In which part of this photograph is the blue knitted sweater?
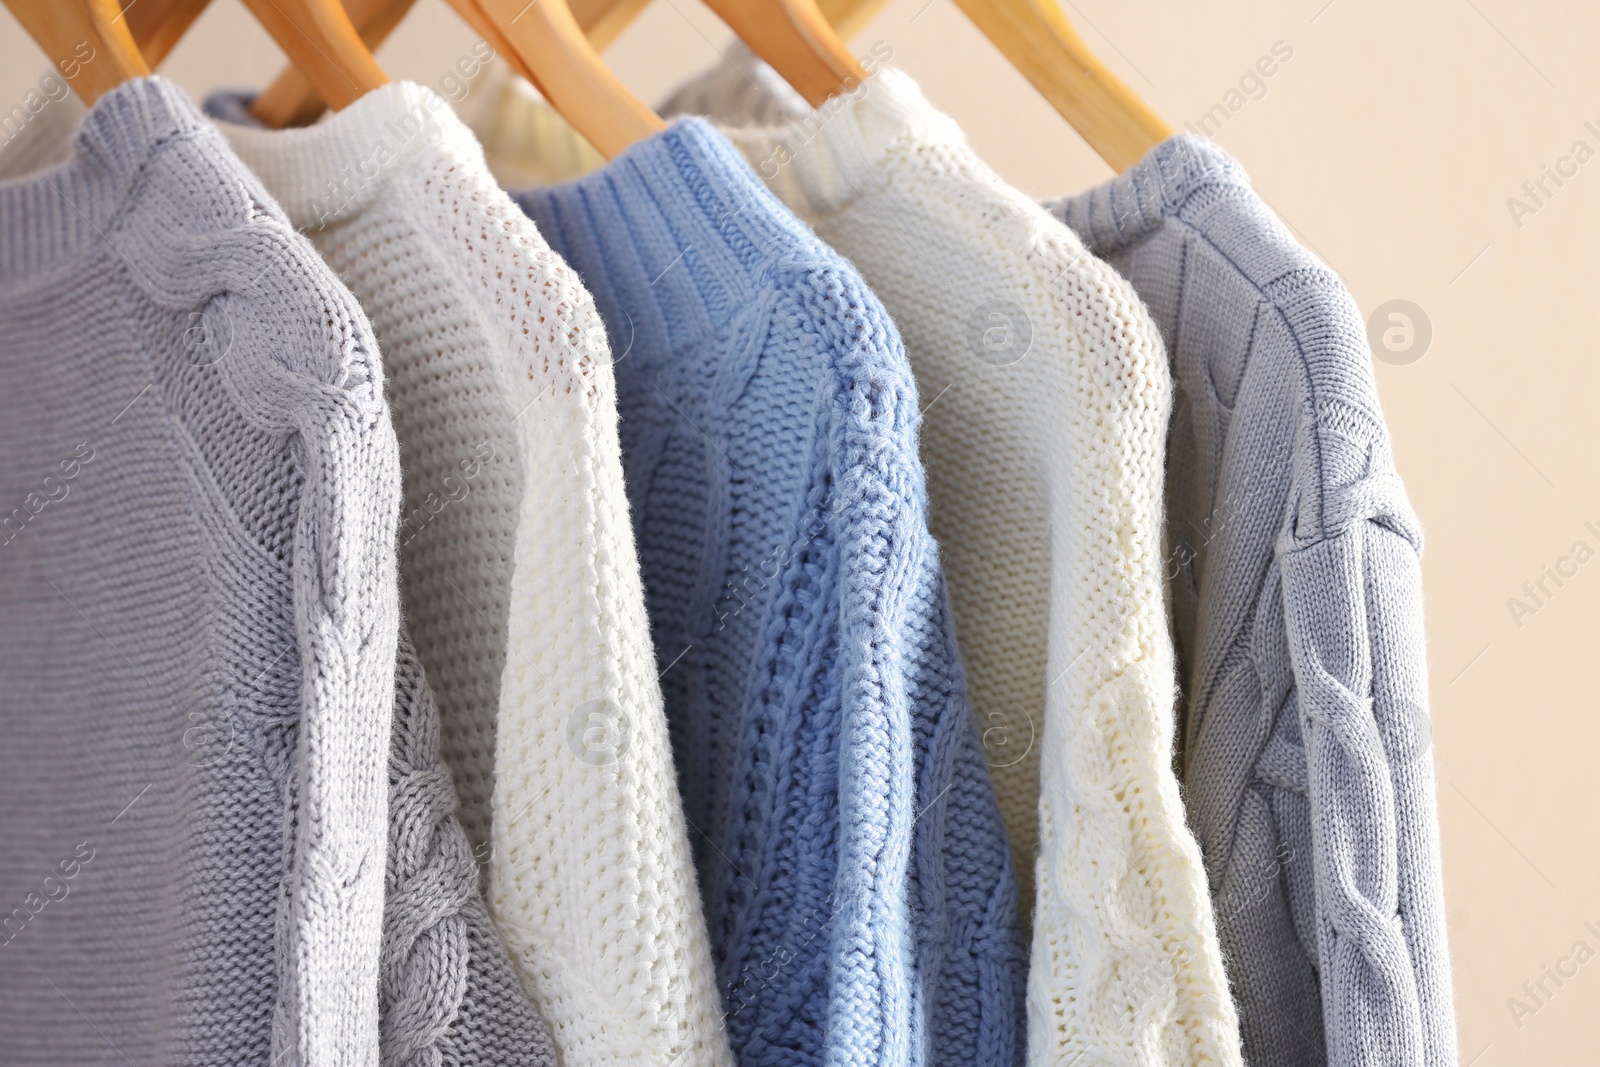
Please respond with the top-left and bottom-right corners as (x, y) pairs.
(511, 119), (1025, 1067)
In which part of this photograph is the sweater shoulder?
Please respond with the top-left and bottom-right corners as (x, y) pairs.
(394, 143), (612, 393)
(1053, 136), (1417, 549)
(764, 243), (922, 441)
(871, 134), (1172, 434)
(109, 124), (387, 412)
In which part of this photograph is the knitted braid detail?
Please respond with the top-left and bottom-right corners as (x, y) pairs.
(654, 61), (1236, 1063)
(506, 114), (1024, 1067)
(0, 78), (400, 1067)
(138, 212), (400, 1067)
(381, 632), (478, 1067)
(709, 255), (943, 1065)
(145, 214), (398, 1067)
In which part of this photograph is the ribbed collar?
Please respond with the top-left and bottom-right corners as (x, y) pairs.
(520, 117), (823, 358)
(0, 76), (212, 283)
(204, 81), (490, 228)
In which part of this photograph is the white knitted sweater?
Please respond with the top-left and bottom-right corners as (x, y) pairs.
(656, 63), (1246, 1066)
(212, 83), (732, 1067)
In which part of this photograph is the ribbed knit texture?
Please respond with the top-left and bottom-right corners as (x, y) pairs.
(207, 84), (732, 1067)
(1049, 137), (1457, 1067)
(508, 118), (1025, 1067)
(0, 77), (398, 1066)
(661, 54), (1242, 1067)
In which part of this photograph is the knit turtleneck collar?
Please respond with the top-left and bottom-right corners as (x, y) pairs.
(514, 117), (823, 360)
(204, 81), (489, 228)
(0, 76), (212, 283)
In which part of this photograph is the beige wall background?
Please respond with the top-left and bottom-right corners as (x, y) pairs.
(3, 0), (1596, 1062)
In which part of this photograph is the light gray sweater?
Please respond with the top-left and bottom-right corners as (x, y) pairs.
(0, 77), (560, 1067)
(0, 77), (399, 1064)
(1050, 137), (1457, 1067)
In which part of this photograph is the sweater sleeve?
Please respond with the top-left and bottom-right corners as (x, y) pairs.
(383, 627), (559, 1066)
(1277, 390), (1455, 1067)
(797, 259), (1026, 1067)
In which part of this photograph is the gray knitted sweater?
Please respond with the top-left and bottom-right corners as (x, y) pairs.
(1050, 136), (1457, 1067)
(384, 630), (558, 1067)
(0, 77), (399, 1064)
(0, 78), (557, 1067)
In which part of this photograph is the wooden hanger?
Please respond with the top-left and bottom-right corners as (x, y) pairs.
(814, 0), (890, 43)
(3, 0), (149, 104)
(236, 0), (387, 114)
(251, 0), (417, 128)
(248, 0), (662, 156)
(123, 0), (210, 68)
(120, 0), (386, 120)
(568, 0), (648, 52)
(699, 0), (865, 107)
(570, 0), (865, 107)
(469, 0), (663, 158)
(822, 0), (1168, 172)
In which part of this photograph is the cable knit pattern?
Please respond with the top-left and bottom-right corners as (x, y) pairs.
(1049, 136), (1457, 1067)
(0, 78), (396, 1066)
(206, 83), (731, 1067)
(383, 635), (477, 1065)
(660, 57), (1241, 1067)
(384, 629), (558, 1067)
(508, 118), (1025, 1067)
(206, 84), (519, 861)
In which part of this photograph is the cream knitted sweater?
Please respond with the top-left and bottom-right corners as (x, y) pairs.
(656, 63), (1245, 1066)
(210, 83), (731, 1067)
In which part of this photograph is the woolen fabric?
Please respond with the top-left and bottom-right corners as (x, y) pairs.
(1050, 136), (1458, 1067)
(660, 57), (1242, 1067)
(510, 117), (1026, 1067)
(0, 77), (398, 1066)
(206, 83), (729, 1067)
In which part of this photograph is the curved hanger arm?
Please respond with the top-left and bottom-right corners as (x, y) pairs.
(237, 0), (387, 113)
(699, 0), (865, 107)
(119, 0), (386, 120)
(950, 0), (1169, 170)
(252, 0), (416, 128)
(466, 0), (663, 158)
(123, 0), (210, 68)
(823, 0), (1168, 171)
(814, 0), (891, 43)
(569, 0), (649, 52)
(567, 0), (864, 106)
(3, 0), (149, 104)
(244, 0), (661, 154)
